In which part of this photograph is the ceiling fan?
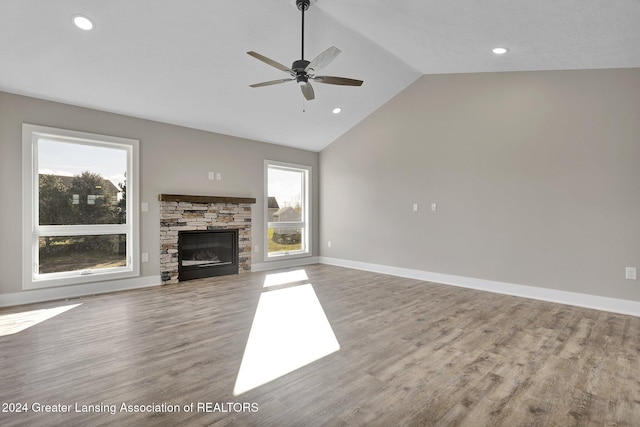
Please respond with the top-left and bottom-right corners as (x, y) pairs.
(247, 0), (363, 101)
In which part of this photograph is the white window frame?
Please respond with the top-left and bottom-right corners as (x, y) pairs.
(22, 124), (140, 289)
(264, 160), (311, 261)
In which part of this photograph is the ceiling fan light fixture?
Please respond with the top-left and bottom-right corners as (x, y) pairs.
(492, 47), (509, 55)
(72, 15), (94, 31)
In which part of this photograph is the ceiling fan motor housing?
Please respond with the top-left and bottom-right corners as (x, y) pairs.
(292, 59), (310, 72)
(292, 59), (311, 84)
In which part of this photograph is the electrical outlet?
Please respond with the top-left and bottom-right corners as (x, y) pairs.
(141, 253), (149, 263)
(254, 245), (259, 253)
(327, 241), (332, 248)
(208, 171), (215, 180)
(625, 267), (637, 280)
(413, 203), (419, 212)
(431, 203), (437, 211)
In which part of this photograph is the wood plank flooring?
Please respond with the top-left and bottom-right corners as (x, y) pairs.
(1, 264), (639, 426)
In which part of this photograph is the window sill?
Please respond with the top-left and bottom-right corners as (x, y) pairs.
(24, 268), (138, 290)
(266, 251), (312, 262)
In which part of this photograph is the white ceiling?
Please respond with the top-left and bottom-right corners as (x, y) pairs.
(2, 1), (639, 151)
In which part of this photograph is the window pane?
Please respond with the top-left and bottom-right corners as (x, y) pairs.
(38, 234), (127, 274)
(268, 167), (303, 221)
(268, 227), (303, 253)
(38, 139), (127, 225)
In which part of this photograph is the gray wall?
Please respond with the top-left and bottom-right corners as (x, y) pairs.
(0, 91), (319, 296)
(320, 68), (640, 301)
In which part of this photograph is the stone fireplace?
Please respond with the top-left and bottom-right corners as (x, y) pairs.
(159, 194), (256, 284)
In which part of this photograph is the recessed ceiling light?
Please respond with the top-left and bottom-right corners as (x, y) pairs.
(73, 15), (94, 31)
(332, 107), (342, 114)
(492, 47), (509, 55)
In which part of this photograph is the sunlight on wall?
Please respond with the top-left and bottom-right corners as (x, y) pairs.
(0, 303), (82, 337)
(233, 275), (340, 396)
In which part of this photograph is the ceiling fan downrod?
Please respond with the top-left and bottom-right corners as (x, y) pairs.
(297, 0), (310, 60)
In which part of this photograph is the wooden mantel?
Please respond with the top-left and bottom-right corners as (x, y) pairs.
(158, 194), (256, 204)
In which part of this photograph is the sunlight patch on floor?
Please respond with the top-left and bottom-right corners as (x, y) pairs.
(233, 281), (340, 396)
(262, 269), (309, 288)
(0, 303), (82, 337)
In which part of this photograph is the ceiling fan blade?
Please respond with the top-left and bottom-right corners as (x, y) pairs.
(250, 78), (294, 88)
(305, 46), (341, 73)
(247, 51), (294, 74)
(300, 83), (315, 100)
(313, 76), (364, 86)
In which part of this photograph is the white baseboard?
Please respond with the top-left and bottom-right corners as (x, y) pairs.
(252, 256), (319, 272)
(7, 258), (637, 317)
(318, 257), (640, 317)
(0, 275), (161, 308)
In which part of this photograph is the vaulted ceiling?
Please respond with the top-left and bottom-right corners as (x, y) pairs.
(2, 1), (639, 151)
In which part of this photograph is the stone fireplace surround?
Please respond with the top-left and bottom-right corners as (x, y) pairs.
(159, 194), (256, 284)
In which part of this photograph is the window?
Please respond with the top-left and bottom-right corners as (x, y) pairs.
(265, 161), (311, 259)
(22, 124), (139, 289)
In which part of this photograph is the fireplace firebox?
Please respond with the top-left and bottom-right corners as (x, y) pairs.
(178, 229), (239, 281)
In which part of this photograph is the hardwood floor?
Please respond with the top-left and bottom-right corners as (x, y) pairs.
(1, 264), (639, 426)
